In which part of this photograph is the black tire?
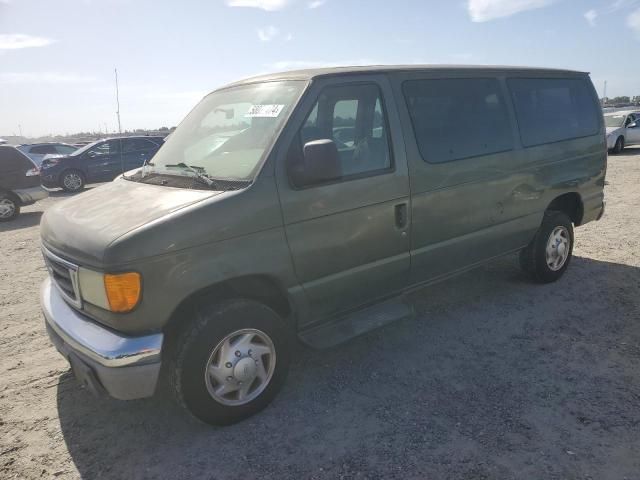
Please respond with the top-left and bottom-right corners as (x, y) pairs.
(172, 299), (291, 426)
(612, 136), (624, 154)
(0, 193), (20, 222)
(519, 210), (574, 283)
(60, 169), (85, 192)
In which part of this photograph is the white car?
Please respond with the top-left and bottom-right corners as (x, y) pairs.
(604, 111), (640, 153)
(17, 143), (78, 166)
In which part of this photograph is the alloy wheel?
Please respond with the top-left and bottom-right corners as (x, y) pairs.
(0, 198), (16, 219)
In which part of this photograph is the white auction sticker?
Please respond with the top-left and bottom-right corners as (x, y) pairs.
(245, 104), (285, 118)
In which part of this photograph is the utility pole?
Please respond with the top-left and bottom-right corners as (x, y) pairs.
(18, 124), (23, 137)
(603, 80), (607, 106)
(115, 68), (122, 134)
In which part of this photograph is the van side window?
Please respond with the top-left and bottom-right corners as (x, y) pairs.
(508, 78), (599, 147)
(288, 83), (392, 188)
(402, 78), (513, 163)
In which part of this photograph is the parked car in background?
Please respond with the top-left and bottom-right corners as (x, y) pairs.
(604, 111), (640, 153)
(17, 143), (78, 166)
(0, 145), (48, 221)
(40, 136), (164, 192)
(40, 66), (606, 426)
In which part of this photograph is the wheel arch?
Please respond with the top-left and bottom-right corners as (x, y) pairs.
(546, 192), (584, 226)
(0, 188), (22, 206)
(162, 274), (295, 358)
(60, 167), (86, 180)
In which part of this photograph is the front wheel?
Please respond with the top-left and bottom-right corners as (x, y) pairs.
(519, 211), (574, 283)
(612, 136), (624, 154)
(60, 170), (85, 192)
(172, 299), (291, 426)
(0, 194), (20, 221)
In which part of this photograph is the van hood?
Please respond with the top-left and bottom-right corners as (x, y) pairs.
(40, 177), (222, 266)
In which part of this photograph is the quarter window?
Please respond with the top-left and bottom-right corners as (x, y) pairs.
(288, 83), (392, 187)
(508, 78), (599, 147)
(403, 78), (513, 163)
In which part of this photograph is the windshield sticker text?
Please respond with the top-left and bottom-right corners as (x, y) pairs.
(245, 104), (285, 118)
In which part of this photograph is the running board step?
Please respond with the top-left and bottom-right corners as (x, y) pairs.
(298, 297), (415, 349)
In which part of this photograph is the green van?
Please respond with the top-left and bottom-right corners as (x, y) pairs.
(40, 66), (606, 425)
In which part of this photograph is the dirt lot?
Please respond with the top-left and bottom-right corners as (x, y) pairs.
(1, 149), (639, 480)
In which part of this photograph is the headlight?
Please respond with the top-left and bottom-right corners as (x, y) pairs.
(78, 268), (141, 313)
(42, 159), (60, 168)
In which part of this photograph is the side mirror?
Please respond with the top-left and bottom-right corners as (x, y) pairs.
(300, 139), (341, 186)
(629, 122), (638, 128)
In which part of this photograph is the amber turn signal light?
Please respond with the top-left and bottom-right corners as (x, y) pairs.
(104, 272), (141, 313)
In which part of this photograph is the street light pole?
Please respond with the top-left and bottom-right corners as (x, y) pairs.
(115, 68), (122, 134)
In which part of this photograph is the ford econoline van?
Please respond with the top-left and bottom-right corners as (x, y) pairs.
(40, 66), (606, 425)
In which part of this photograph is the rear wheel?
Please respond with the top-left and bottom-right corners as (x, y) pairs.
(172, 299), (291, 426)
(519, 211), (574, 283)
(612, 136), (624, 154)
(60, 170), (85, 192)
(0, 194), (19, 221)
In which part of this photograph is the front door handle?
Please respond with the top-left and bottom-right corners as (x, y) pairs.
(394, 203), (408, 229)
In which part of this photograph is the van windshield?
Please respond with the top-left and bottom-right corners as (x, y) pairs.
(142, 81), (304, 183)
(604, 115), (626, 128)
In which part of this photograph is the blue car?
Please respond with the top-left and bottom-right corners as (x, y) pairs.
(40, 136), (164, 192)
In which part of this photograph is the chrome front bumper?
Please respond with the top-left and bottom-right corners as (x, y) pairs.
(15, 185), (48, 204)
(41, 277), (163, 400)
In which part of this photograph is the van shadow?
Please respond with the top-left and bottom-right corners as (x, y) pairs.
(56, 255), (640, 479)
(0, 211), (42, 232)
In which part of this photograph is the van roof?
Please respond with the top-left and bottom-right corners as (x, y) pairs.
(224, 64), (589, 88)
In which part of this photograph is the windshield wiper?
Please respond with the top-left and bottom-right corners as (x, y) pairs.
(164, 163), (220, 189)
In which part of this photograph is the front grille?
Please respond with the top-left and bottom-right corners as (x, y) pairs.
(42, 247), (82, 308)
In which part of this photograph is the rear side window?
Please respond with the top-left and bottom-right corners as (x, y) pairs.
(123, 138), (156, 152)
(508, 78), (599, 147)
(0, 146), (33, 172)
(402, 78), (513, 163)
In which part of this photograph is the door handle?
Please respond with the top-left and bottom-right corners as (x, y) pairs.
(394, 203), (408, 229)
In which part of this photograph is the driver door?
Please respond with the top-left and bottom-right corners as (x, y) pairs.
(626, 114), (640, 144)
(276, 75), (411, 327)
(85, 140), (121, 180)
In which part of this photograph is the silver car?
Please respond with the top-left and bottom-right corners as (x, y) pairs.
(17, 143), (78, 166)
(604, 111), (640, 153)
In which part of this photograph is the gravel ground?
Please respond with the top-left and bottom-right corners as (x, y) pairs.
(1, 149), (639, 480)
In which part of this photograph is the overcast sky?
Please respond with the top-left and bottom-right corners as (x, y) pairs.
(1, 0), (640, 137)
